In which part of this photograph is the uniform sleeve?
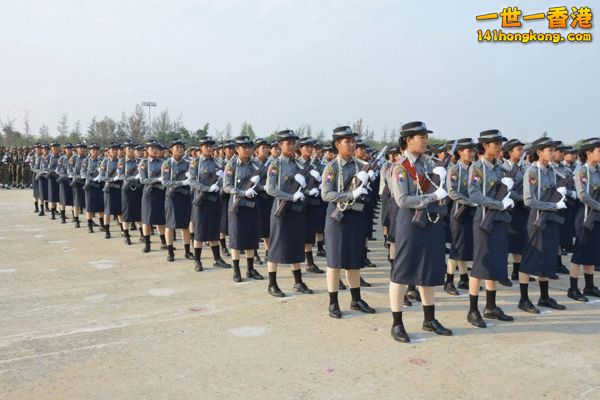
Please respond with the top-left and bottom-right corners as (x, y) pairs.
(467, 163), (503, 210)
(446, 165), (470, 205)
(320, 163), (352, 203)
(223, 161), (243, 196)
(139, 160), (153, 184)
(189, 159), (211, 192)
(523, 167), (557, 211)
(509, 166), (524, 202)
(162, 160), (182, 188)
(266, 161), (294, 201)
(389, 163), (436, 209)
(575, 167), (600, 211)
(97, 159), (108, 181)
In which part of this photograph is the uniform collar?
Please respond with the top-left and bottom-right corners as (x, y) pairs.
(336, 154), (354, 167)
(458, 160), (470, 169)
(482, 157), (495, 169)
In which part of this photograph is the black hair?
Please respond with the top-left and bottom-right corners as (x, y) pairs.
(399, 136), (408, 151)
(530, 151), (540, 162)
(476, 143), (485, 155)
(579, 149), (588, 163)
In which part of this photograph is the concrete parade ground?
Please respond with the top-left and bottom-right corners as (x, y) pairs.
(1, 189), (599, 400)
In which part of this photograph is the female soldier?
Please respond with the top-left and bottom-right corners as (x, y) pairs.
(82, 143), (105, 233)
(321, 126), (374, 318)
(467, 130), (514, 328)
(139, 141), (167, 253)
(254, 138), (273, 264)
(502, 139), (529, 285)
(36, 144), (50, 216)
(189, 136), (231, 271)
(118, 142), (142, 245)
(98, 143), (123, 239)
(219, 140), (236, 257)
(55, 143), (74, 224)
(29, 144), (42, 213)
(518, 137), (567, 313)
(68, 143), (87, 228)
(45, 142), (62, 220)
(223, 136), (263, 283)
(388, 121), (452, 342)
(445, 138), (478, 295)
(567, 138), (600, 302)
(265, 130), (313, 297)
(162, 139), (193, 262)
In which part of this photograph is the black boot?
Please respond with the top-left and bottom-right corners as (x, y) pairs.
(184, 244), (194, 260)
(51, 208), (57, 220)
(220, 238), (230, 257)
(104, 225), (111, 239)
(329, 292), (342, 319)
(142, 235), (151, 253)
(166, 245), (175, 262)
(305, 251), (324, 274)
(316, 240), (326, 257)
(74, 217), (80, 228)
(87, 219), (94, 233)
(60, 210), (66, 224)
(123, 230), (132, 245)
(34, 202), (39, 213)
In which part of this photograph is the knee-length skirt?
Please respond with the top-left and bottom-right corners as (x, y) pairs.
(220, 193), (230, 235)
(48, 175), (60, 203)
(59, 179), (73, 206)
(304, 201), (322, 244)
(391, 207), (446, 286)
(257, 194), (273, 239)
(121, 187), (142, 222)
(193, 197), (221, 242)
(38, 176), (49, 201)
(142, 188), (166, 225)
(73, 183), (86, 209)
(508, 204), (528, 255)
(448, 203), (475, 261)
(228, 198), (260, 250)
(571, 206), (600, 266)
(268, 201), (306, 264)
(324, 202), (365, 269)
(85, 185), (104, 213)
(521, 210), (561, 277)
(104, 186), (122, 216)
(471, 208), (509, 281)
(165, 191), (191, 229)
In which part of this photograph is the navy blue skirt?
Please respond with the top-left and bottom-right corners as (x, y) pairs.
(85, 186), (104, 213)
(193, 197), (221, 242)
(121, 187), (142, 222)
(73, 183), (86, 209)
(304, 201), (322, 244)
(471, 208), (509, 281)
(571, 206), (600, 266)
(33, 176), (39, 198)
(386, 201), (400, 242)
(381, 187), (391, 228)
(142, 188), (166, 225)
(38, 177), (49, 200)
(508, 204), (528, 255)
(268, 201), (306, 264)
(560, 201), (577, 251)
(220, 192), (230, 235)
(104, 186), (122, 216)
(257, 194), (273, 239)
(165, 190), (191, 229)
(324, 202), (365, 269)
(391, 207), (446, 286)
(448, 203), (475, 261)
(59, 180), (73, 206)
(48, 176), (60, 202)
(228, 198), (260, 250)
(315, 200), (327, 234)
(521, 210), (560, 277)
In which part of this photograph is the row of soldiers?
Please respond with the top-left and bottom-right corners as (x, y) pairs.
(24, 124), (600, 343)
(0, 146), (34, 188)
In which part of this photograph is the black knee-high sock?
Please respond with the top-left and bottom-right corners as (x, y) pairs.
(211, 245), (221, 260)
(247, 257), (254, 272)
(144, 235), (151, 245)
(167, 244), (174, 257)
(232, 259), (240, 276)
(329, 291), (338, 305)
(98, 217), (103, 227)
(292, 269), (302, 284)
(184, 243), (191, 254)
(392, 311), (403, 327)
(446, 273), (454, 284)
(219, 238), (227, 249)
(34, 201), (39, 212)
(513, 262), (521, 274)
(268, 271), (277, 286)
(350, 287), (361, 302)
(469, 295), (479, 313)
(159, 234), (166, 245)
(423, 304), (435, 322)
(305, 251), (314, 266)
(570, 276), (579, 290)
(584, 274), (595, 289)
(519, 283), (529, 302)
(539, 280), (549, 300)
(460, 273), (469, 282)
(138, 227), (144, 237)
(317, 240), (324, 252)
(485, 290), (497, 309)
(194, 247), (202, 261)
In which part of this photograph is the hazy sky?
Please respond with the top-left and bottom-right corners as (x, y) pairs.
(1, 0), (598, 142)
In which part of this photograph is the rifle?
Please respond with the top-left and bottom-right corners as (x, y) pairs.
(583, 187), (600, 231)
(228, 165), (260, 215)
(193, 173), (221, 206)
(412, 172), (448, 228)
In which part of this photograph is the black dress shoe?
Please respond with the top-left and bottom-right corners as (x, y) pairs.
(403, 295), (412, 307)
(105, 231), (111, 239)
(444, 282), (459, 296)
(221, 247), (231, 257)
(567, 288), (588, 302)
(194, 260), (203, 272)
(306, 264), (324, 274)
(268, 285), (285, 297)
(246, 269), (264, 280)
(142, 244), (151, 253)
(457, 279), (469, 290)
(583, 286), (600, 298)
(422, 319), (452, 336)
(329, 303), (342, 319)
(233, 272), (242, 283)
(316, 249), (326, 257)
(360, 277), (371, 287)
(38, 210), (45, 216)
(293, 282), (313, 294)
(364, 258), (376, 268)
(91, 220), (99, 227)
(556, 264), (570, 274)
(350, 299), (376, 314)
(213, 259), (232, 269)
(406, 289), (421, 302)
(391, 324), (411, 343)
(538, 297), (566, 310)
(483, 306), (514, 321)
(183, 252), (193, 260)
(74, 220), (81, 228)
(338, 280), (347, 291)
(498, 278), (513, 287)
(467, 310), (487, 328)
(124, 236), (132, 245)
(88, 226), (94, 233)
(166, 254), (175, 262)
(518, 299), (540, 314)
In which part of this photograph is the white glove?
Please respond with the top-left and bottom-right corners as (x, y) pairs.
(433, 187), (448, 201)
(569, 190), (577, 200)
(294, 173), (306, 188)
(134, 173), (141, 181)
(93, 176), (100, 182)
(352, 187), (368, 200)
(502, 196), (515, 210)
(244, 188), (257, 198)
(309, 188), (319, 197)
(250, 175), (260, 185)
(185, 171), (192, 179)
(292, 190), (305, 202)
(368, 170), (376, 181)
(556, 187), (567, 196)
(356, 171), (369, 185)
(181, 178), (190, 186)
(556, 200), (567, 210)
(501, 177), (514, 191)
(209, 183), (219, 192)
(309, 169), (322, 182)
(432, 166), (447, 182)
(216, 170), (224, 178)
